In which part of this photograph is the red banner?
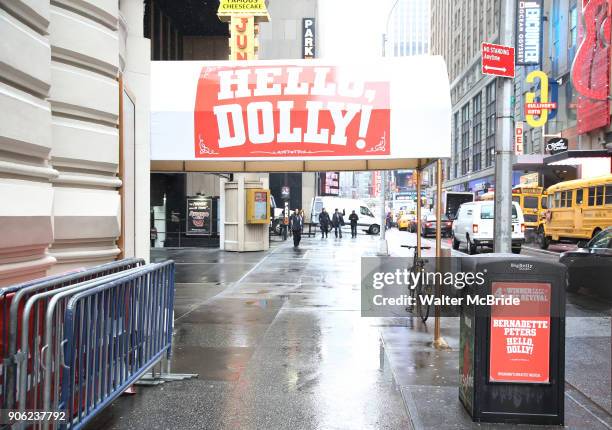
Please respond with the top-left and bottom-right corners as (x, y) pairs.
(572, 0), (611, 134)
(489, 282), (551, 384)
(193, 65), (390, 158)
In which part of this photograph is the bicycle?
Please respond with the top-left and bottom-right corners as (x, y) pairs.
(401, 244), (432, 322)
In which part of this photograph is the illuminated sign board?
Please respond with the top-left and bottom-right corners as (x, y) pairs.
(516, 0), (543, 65)
(217, 0), (269, 19)
(302, 18), (315, 59)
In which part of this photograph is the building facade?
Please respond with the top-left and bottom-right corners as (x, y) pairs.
(386, 0), (430, 56)
(431, 0), (503, 196)
(431, 0), (611, 198)
(0, 0), (150, 286)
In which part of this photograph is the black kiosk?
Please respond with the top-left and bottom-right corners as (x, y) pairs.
(459, 254), (566, 425)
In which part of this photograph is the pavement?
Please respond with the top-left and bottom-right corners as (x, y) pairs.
(86, 228), (611, 430)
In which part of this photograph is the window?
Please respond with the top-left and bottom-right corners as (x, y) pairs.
(485, 82), (496, 167)
(453, 112), (460, 179)
(570, 6), (578, 48)
(360, 206), (373, 217)
(541, 196), (548, 209)
(576, 189), (584, 205)
(588, 186), (604, 206)
(555, 192), (561, 208)
(596, 186), (604, 205)
(512, 196), (520, 204)
(480, 204), (494, 219)
(472, 93), (482, 172)
(524, 197), (539, 209)
(587, 229), (612, 249)
(605, 186), (612, 205)
(461, 104), (470, 175)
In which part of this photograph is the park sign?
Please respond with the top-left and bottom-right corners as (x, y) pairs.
(150, 57), (451, 162)
(481, 43), (515, 78)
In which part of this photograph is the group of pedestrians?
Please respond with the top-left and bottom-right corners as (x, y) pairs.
(318, 208), (359, 239)
(289, 207), (361, 248)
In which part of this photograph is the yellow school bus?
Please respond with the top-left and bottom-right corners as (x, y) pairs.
(478, 186), (547, 230)
(538, 174), (612, 249)
(511, 185), (547, 230)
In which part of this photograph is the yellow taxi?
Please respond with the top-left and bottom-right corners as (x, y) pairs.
(397, 211), (415, 231)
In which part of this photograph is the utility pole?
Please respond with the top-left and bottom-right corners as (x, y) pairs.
(493, 0), (515, 253)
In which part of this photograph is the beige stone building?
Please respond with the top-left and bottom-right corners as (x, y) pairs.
(0, 0), (151, 286)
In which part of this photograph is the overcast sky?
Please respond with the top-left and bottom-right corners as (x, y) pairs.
(317, 0), (395, 59)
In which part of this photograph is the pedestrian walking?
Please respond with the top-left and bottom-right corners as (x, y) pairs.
(290, 209), (303, 247)
(319, 208), (330, 238)
(348, 210), (359, 238)
(332, 208), (345, 238)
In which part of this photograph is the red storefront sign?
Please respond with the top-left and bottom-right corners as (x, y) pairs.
(489, 282), (551, 384)
(193, 65), (390, 158)
(572, 0), (611, 134)
(481, 43), (515, 78)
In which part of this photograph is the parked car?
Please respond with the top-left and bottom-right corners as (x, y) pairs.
(420, 214), (453, 237)
(310, 196), (380, 234)
(452, 201), (525, 254)
(559, 227), (612, 295)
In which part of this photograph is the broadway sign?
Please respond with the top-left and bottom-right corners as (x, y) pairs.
(151, 58), (451, 161)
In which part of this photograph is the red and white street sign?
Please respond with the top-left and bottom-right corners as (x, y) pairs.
(481, 43), (515, 78)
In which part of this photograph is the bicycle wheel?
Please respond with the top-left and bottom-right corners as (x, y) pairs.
(417, 282), (432, 323)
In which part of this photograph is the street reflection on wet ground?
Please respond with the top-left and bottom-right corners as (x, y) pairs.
(91, 234), (411, 429)
(88, 230), (611, 430)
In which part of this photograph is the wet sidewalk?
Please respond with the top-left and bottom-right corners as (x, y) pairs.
(91, 234), (410, 429)
(88, 231), (611, 430)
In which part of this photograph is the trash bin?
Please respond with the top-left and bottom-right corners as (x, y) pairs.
(458, 254), (566, 425)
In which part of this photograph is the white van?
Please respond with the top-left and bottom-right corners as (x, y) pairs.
(310, 196), (380, 234)
(452, 201), (525, 254)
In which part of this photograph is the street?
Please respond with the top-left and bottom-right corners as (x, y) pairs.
(86, 229), (612, 430)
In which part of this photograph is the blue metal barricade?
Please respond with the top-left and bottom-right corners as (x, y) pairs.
(59, 261), (175, 430)
(16, 267), (150, 430)
(2, 259), (144, 412)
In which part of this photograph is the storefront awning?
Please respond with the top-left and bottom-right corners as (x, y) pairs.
(544, 149), (611, 178)
(150, 57), (452, 172)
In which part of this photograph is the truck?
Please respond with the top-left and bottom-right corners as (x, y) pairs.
(442, 191), (474, 219)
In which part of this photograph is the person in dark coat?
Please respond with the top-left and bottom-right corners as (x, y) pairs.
(348, 210), (359, 238)
(332, 208), (345, 238)
(318, 208), (330, 238)
(290, 209), (303, 247)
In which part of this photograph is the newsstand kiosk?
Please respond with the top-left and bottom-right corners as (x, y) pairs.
(459, 254), (566, 425)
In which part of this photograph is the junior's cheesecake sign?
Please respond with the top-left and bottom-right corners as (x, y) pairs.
(193, 65), (390, 158)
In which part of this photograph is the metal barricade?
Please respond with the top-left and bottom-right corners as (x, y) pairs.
(2, 259), (144, 411)
(59, 261), (176, 430)
(1, 272), (82, 409)
(16, 267), (149, 429)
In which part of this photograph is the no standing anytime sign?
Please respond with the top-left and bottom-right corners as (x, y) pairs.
(481, 43), (515, 78)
